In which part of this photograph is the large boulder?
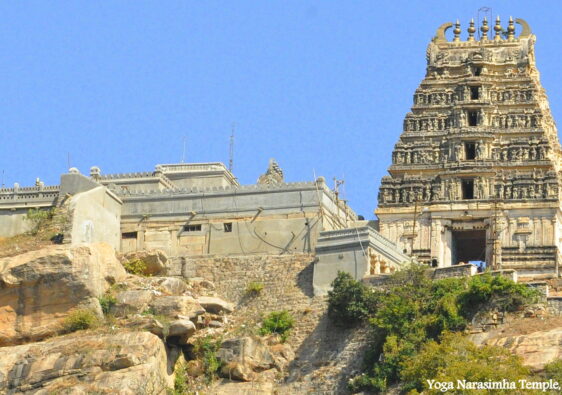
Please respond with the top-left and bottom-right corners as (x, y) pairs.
(113, 290), (155, 317)
(150, 276), (189, 296)
(0, 243), (126, 346)
(167, 319), (196, 344)
(0, 331), (172, 394)
(197, 296), (234, 314)
(122, 316), (165, 338)
(122, 249), (167, 276)
(218, 337), (275, 381)
(220, 362), (255, 382)
(484, 327), (562, 371)
(149, 296), (205, 319)
(268, 342), (295, 371)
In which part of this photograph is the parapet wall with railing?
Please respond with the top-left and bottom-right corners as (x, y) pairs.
(118, 178), (357, 223)
(0, 185), (60, 207)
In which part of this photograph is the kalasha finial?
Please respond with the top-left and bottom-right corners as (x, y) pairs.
(467, 18), (476, 41)
(494, 15), (503, 41)
(507, 16), (515, 40)
(453, 19), (461, 42)
(480, 17), (489, 41)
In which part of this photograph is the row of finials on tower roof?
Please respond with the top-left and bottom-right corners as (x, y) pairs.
(436, 16), (531, 43)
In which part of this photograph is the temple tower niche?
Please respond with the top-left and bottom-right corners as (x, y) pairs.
(375, 17), (562, 279)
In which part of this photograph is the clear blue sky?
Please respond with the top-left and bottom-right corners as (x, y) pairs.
(1, 1), (561, 218)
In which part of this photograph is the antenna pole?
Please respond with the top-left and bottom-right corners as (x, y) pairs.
(229, 123), (235, 172)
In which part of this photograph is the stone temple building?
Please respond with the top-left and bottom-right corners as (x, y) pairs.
(0, 159), (409, 295)
(376, 17), (562, 278)
(0, 161), (361, 256)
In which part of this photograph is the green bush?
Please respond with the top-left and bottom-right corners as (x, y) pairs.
(328, 271), (378, 325)
(168, 361), (190, 395)
(543, 358), (562, 383)
(245, 281), (265, 296)
(123, 258), (149, 276)
(339, 266), (539, 393)
(259, 310), (294, 342)
(193, 336), (222, 384)
(459, 273), (539, 314)
(99, 294), (117, 315)
(400, 332), (530, 393)
(25, 208), (54, 235)
(62, 309), (99, 333)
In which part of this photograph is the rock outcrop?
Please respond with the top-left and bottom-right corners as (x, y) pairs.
(0, 331), (172, 394)
(210, 381), (276, 394)
(113, 290), (155, 317)
(121, 249), (167, 276)
(218, 337), (276, 381)
(149, 295), (205, 320)
(167, 319), (197, 344)
(153, 277), (189, 296)
(0, 243), (126, 346)
(197, 296), (234, 314)
(483, 327), (562, 371)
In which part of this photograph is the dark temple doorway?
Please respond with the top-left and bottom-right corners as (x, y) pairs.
(451, 230), (486, 265)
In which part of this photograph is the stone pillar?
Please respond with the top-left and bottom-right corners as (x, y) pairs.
(541, 218), (548, 246)
(532, 217), (540, 245)
(430, 219), (443, 266)
(170, 229), (178, 256)
(508, 218), (517, 248)
(485, 219), (493, 265)
(550, 218), (557, 246)
(551, 217), (561, 277)
(441, 221), (452, 266)
(138, 229), (145, 251)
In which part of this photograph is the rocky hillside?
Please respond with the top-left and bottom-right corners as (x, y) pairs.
(2, 241), (562, 394)
(0, 242), (367, 394)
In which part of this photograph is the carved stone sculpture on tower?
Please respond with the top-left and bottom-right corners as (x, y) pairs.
(257, 158), (284, 185)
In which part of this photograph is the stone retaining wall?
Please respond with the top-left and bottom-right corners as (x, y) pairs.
(547, 297), (562, 316)
(168, 253), (368, 394)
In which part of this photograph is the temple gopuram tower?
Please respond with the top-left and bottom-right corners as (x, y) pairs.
(375, 17), (562, 278)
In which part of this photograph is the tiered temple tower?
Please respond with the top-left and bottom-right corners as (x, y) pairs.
(375, 17), (562, 278)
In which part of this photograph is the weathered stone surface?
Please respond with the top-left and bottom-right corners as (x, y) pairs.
(150, 276), (189, 295)
(197, 296), (234, 314)
(122, 249), (167, 276)
(0, 331), (172, 394)
(257, 158), (284, 185)
(0, 243), (126, 346)
(113, 290), (154, 317)
(149, 295), (205, 319)
(269, 342), (295, 371)
(218, 337), (275, 381)
(221, 361), (255, 381)
(209, 381), (275, 394)
(189, 277), (215, 290)
(167, 319), (196, 344)
(209, 320), (223, 328)
(122, 316), (165, 338)
(484, 327), (562, 371)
